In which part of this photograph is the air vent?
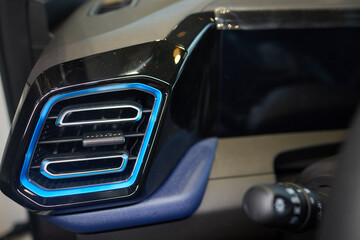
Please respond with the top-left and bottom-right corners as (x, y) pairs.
(92, 0), (136, 15)
(20, 83), (162, 197)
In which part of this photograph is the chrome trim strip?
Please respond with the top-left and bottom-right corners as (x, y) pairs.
(82, 131), (126, 147)
(40, 153), (128, 179)
(56, 104), (142, 127)
(214, 7), (360, 30)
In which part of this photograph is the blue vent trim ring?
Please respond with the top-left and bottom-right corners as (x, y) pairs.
(20, 83), (162, 198)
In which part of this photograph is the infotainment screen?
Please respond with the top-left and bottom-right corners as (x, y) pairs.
(219, 28), (360, 137)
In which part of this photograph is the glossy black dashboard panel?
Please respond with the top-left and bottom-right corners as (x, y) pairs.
(0, 12), (220, 214)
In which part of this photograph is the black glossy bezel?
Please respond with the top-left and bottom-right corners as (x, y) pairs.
(0, 12), (220, 214)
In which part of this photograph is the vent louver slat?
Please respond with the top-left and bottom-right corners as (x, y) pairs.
(20, 83), (162, 198)
(56, 103), (143, 127)
(40, 152), (129, 179)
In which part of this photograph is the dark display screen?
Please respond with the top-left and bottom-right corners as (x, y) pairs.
(219, 28), (360, 137)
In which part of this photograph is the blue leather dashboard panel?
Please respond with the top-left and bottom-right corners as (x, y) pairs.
(46, 138), (218, 233)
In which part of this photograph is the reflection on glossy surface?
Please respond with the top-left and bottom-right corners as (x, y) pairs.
(176, 31), (186, 38)
(166, 12), (214, 50)
(173, 48), (181, 64)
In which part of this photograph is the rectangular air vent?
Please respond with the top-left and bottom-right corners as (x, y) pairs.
(91, 0), (137, 15)
(20, 83), (162, 197)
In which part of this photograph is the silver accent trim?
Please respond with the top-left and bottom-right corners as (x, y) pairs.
(41, 153), (128, 179)
(214, 7), (360, 31)
(56, 104), (142, 127)
(82, 131), (126, 147)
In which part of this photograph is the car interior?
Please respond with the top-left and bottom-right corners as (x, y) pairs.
(0, 0), (360, 239)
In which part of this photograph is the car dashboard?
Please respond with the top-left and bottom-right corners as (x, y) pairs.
(0, 0), (360, 239)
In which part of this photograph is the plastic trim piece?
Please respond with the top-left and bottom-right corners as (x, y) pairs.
(46, 138), (218, 233)
(20, 83), (162, 198)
